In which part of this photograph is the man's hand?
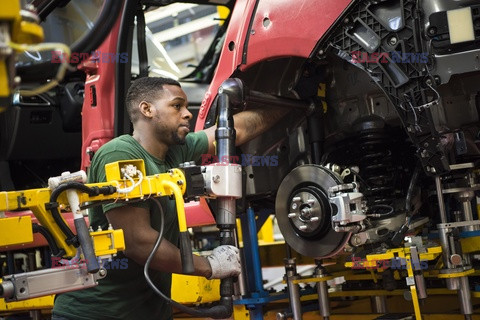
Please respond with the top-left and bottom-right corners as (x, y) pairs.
(206, 245), (241, 279)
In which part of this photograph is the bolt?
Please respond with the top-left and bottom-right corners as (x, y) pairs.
(251, 29), (255, 35)
(299, 225), (308, 231)
(389, 36), (398, 46)
(212, 175), (220, 183)
(310, 216), (319, 222)
(288, 213), (297, 218)
(98, 268), (107, 277)
(428, 26), (437, 36)
(351, 235), (362, 246)
(177, 180), (183, 185)
(301, 208), (311, 216)
(276, 312), (287, 320)
(292, 196), (301, 202)
(307, 199), (315, 205)
(450, 254), (463, 266)
(291, 203), (298, 210)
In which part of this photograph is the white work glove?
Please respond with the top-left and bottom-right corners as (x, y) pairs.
(206, 245), (241, 279)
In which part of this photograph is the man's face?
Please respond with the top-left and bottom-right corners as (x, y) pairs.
(150, 84), (192, 145)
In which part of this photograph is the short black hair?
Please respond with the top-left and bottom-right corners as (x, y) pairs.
(125, 77), (181, 123)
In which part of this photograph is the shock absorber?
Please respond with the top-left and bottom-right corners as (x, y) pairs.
(353, 117), (397, 210)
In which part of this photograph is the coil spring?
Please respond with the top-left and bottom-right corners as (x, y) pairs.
(356, 130), (396, 207)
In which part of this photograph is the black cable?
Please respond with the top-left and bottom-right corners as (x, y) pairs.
(144, 198), (232, 319)
(114, 0), (136, 137)
(37, 0), (70, 21)
(47, 182), (117, 246)
(17, 0), (124, 82)
(32, 223), (65, 257)
(136, 5), (149, 78)
(367, 204), (394, 218)
(405, 162), (421, 215)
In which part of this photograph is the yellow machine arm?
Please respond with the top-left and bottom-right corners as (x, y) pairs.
(0, 160), (186, 258)
(1, 0), (44, 111)
(0, 160), (187, 302)
(0, 158), (241, 304)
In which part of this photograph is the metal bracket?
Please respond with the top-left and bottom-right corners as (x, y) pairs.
(2, 264), (105, 301)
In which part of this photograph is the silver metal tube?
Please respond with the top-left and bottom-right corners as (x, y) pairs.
(370, 295), (387, 313)
(216, 198), (236, 226)
(30, 311), (41, 320)
(285, 259), (302, 320)
(457, 191), (477, 232)
(458, 276), (473, 316)
(287, 278), (302, 320)
(414, 274), (428, 300)
(438, 227), (453, 269)
(462, 201), (474, 229)
(446, 278), (460, 290)
(0, 280), (14, 299)
(317, 281), (330, 319)
(435, 176), (448, 223)
(233, 230), (247, 297)
(315, 266), (330, 320)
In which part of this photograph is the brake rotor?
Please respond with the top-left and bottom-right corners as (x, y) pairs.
(275, 164), (350, 258)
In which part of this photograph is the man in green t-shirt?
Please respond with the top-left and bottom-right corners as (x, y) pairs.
(52, 77), (287, 320)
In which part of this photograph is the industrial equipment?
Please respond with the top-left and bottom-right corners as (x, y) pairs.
(194, 0), (480, 319)
(3, 0), (480, 319)
(0, 156), (242, 316)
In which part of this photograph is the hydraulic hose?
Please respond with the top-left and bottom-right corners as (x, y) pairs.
(406, 163), (421, 215)
(214, 78), (244, 316)
(48, 182), (116, 248)
(114, 0), (136, 137)
(17, 0), (124, 82)
(37, 0), (70, 21)
(32, 223), (65, 257)
(144, 198), (233, 319)
(48, 182), (116, 272)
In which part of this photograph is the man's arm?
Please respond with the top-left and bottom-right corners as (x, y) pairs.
(203, 107), (289, 155)
(106, 205), (213, 277)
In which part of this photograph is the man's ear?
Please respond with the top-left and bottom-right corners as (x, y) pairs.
(139, 101), (153, 118)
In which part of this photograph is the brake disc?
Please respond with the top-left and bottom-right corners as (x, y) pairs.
(275, 164), (350, 258)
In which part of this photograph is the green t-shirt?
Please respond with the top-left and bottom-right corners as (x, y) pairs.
(53, 132), (208, 320)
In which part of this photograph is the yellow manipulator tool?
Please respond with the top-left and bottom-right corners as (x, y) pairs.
(104, 160), (194, 273)
(0, 160), (187, 260)
(0, 159), (191, 302)
(0, 1), (44, 111)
